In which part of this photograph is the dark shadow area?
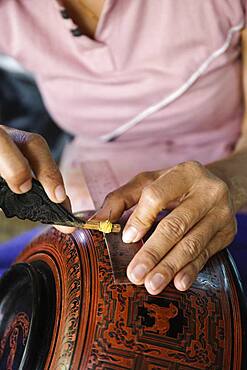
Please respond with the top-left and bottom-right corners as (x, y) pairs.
(0, 67), (73, 162)
(229, 214), (247, 296)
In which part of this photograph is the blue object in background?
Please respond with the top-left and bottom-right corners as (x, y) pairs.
(0, 227), (43, 276)
(0, 214), (246, 295)
(229, 214), (247, 295)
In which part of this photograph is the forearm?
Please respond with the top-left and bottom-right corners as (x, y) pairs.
(207, 135), (247, 212)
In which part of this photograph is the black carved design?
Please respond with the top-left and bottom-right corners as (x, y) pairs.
(0, 177), (84, 227)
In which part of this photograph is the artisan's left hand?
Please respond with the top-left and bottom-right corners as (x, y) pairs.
(97, 161), (237, 295)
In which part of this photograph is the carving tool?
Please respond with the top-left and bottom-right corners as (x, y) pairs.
(0, 177), (120, 233)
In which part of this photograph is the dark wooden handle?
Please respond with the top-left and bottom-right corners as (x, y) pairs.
(0, 177), (83, 227)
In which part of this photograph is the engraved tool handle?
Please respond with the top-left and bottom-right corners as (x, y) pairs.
(0, 176), (83, 227)
(0, 177), (120, 232)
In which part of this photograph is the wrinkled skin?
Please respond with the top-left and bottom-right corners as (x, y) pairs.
(0, 125), (74, 233)
(0, 125), (241, 295)
(96, 161), (237, 295)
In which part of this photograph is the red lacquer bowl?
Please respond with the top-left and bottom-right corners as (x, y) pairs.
(0, 226), (246, 369)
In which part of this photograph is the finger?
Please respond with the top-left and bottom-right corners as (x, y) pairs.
(122, 164), (201, 243)
(143, 212), (234, 295)
(93, 171), (159, 221)
(14, 132), (66, 203)
(124, 186), (213, 265)
(126, 205), (220, 287)
(0, 126), (32, 193)
(54, 196), (75, 234)
(174, 224), (236, 291)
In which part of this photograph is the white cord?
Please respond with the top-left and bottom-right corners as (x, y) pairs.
(100, 21), (244, 143)
(0, 54), (30, 75)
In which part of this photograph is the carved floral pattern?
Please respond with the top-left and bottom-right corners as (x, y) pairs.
(0, 312), (30, 370)
(15, 227), (243, 370)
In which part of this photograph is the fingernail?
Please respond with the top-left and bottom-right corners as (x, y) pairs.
(123, 226), (138, 243)
(55, 185), (66, 202)
(180, 274), (192, 290)
(19, 180), (32, 193)
(130, 264), (148, 283)
(150, 273), (165, 291)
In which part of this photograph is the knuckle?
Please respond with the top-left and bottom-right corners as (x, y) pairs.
(160, 261), (178, 278)
(187, 262), (198, 277)
(134, 171), (154, 185)
(144, 248), (164, 265)
(214, 179), (229, 199)
(41, 167), (62, 183)
(131, 214), (151, 228)
(177, 160), (203, 173)
(6, 165), (30, 186)
(26, 133), (47, 147)
(220, 205), (234, 222)
(158, 217), (187, 240)
(218, 223), (237, 248)
(141, 185), (161, 206)
(186, 160), (203, 172)
(181, 237), (202, 259)
(104, 191), (118, 204)
(204, 178), (229, 203)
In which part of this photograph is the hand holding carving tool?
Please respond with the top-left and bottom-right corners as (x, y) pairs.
(0, 177), (121, 233)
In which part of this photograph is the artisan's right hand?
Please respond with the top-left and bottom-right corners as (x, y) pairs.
(0, 125), (74, 233)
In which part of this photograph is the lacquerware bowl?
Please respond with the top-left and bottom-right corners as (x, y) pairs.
(0, 226), (246, 369)
(0, 261), (55, 370)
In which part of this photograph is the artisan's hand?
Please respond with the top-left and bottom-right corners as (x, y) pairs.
(0, 125), (74, 233)
(97, 161), (237, 295)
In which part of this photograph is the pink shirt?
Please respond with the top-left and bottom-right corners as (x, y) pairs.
(0, 1), (246, 197)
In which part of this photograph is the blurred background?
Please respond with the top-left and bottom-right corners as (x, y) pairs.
(0, 54), (72, 242)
